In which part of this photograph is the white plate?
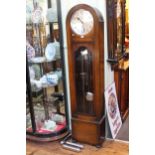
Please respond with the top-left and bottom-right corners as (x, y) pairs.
(30, 56), (46, 63)
(45, 43), (56, 61)
(46, 8), (57, 23)
(32, 6), (42, 23)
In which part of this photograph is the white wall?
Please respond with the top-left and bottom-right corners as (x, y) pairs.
(126, 0), (129, 9)
(60, 0), (114, 132)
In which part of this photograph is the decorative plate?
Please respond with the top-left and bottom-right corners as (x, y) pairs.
(108, 93), (117, 119)
(32, 6), (43, 23)
(45, 43), (56, 61)
(46, 8), (58, 23)
(26, 41), (35, 60)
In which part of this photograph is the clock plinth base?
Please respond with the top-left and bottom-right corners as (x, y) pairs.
(71, 115), (105, 146)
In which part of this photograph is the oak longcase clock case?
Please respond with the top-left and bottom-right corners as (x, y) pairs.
(66, 4), (105, 146)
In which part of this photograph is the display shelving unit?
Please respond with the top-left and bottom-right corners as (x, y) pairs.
(26, 0), (69, 141)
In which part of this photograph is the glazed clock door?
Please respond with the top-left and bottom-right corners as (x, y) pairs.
(74, 47), (94, 115)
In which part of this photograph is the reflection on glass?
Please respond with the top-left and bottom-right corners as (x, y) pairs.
(74, 47), (94, 115)
(26, 0), (67, 135)
(116, 0), (123, 58)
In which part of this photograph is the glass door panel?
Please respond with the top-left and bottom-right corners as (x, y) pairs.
(74, 47), (94, 115)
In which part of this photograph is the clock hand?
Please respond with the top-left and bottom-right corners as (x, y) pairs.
(77, 17), (84, 24)
(76, 17), (85, 33)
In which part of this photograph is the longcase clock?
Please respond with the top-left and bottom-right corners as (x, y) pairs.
(66, 4), (105, 146)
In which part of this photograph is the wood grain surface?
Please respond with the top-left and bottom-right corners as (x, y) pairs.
(27, 139), (129, 155)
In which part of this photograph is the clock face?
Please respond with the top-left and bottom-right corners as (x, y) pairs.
(70, 9), (94, 35)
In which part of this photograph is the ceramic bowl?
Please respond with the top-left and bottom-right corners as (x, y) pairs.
(46, 73), (58, 85)
(44, 120), (56, 130)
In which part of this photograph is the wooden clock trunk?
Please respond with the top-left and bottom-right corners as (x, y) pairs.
(66, 4), (105, 146)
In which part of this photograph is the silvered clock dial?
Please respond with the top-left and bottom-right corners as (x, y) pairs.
(70, 9), (94, 35)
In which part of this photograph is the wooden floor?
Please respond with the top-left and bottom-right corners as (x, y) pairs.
(27, 139), (129, 155)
